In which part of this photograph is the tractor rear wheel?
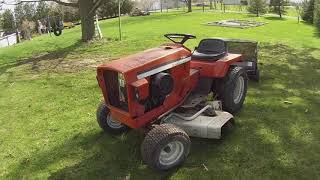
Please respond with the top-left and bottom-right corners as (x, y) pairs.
(215, 66), (248, 114)
(141, 124), (190, 171)
(96, 101), (129, 134)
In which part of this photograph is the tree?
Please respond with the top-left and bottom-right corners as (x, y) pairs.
(14, 3), (26, 29)
(247, 0), (268, 16)
(120, 0), (134, 14)
(24, 3), (37, 21)
(35, 1), (50, 20)
(97, 0), (117, 18)
(162, 0), (174, 11)
(2, 0), (103, 42)
(175, 0), (180, 9)
(21, 19), (35, 40)
(302, 0), (314, 23)
(314, 0), (320, 28)
(14, 2), (38, 33)
(270, 0), (288, 18)
(97, 0), (133, 18)
(48, 2), (80, 22)
(184, 0), (192, 12)
(293, 0), (304, 23)
(0, 13), (3, 29)
(134, 0), (156, 11)
(1, 9), (15, 32)
(209, 0), (217, 9)
(78, 0), (95, 41)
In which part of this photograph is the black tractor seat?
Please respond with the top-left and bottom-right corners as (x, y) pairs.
(191, 39), (228, 61)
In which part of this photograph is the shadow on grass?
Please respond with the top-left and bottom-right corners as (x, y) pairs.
(184, 43), (320, 178)
(4, 43), (320, 179)
(264, 16), (285, 21)
(5, 130), (178, 180)
(245, 14), (261, 18)
(0, 40), (83, 76)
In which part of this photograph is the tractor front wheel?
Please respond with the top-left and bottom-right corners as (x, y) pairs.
(216, 66), (248, 114)
(96, 102), (129, 135)
(141, 124), (190, 171)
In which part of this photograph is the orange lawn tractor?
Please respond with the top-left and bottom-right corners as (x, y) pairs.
(96, 34), (259, 170)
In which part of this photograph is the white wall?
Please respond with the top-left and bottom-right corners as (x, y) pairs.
(223, 0), (242, 5)
(247, 0), (270, 5)
(0, 33), (18, 48)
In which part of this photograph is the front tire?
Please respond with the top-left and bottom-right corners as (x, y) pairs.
(96, 102), (129, 134)
(215, 66), (248, 114)
(141, 124), (190, 171)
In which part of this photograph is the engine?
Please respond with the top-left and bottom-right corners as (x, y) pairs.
(143, 72), (174, 112)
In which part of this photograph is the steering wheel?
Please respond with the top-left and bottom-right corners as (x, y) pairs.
(164, 33), (196, 44)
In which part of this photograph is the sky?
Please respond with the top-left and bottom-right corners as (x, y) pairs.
(1, 4), (15, 12)
(0, 0), (41, 12)
(2, 4), (15, 10)
(1, 1), (17, 12)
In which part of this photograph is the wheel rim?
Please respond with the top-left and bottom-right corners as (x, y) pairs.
(233, 76), (245, 104)
(159, 141), (184, 166)
(106, 114), (124, 129)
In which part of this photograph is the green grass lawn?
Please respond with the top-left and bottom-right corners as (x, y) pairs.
(0, 11), (320, 179)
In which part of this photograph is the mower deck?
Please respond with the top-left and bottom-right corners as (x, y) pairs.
(162, 95), (234, 139)
(162, 108), (233, 139)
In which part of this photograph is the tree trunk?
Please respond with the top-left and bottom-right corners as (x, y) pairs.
(202, 2), (205, 12)
(210, 0), (213, 9)
(188, 0), (192, 12)
(79, 0), (95, 42)
(314, 0), (320, 26)
(278, 5), (282, 18)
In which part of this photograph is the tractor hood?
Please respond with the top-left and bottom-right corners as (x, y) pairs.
(98, 43), (191, 74)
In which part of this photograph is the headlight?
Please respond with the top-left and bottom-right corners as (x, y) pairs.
(118, 73), (126, 102)
(118, 73), (125, 87)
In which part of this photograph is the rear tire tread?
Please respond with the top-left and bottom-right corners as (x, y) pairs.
(215, 66), (248, 114)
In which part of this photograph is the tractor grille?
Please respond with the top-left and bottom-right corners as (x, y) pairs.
(103, 70), (128, 111)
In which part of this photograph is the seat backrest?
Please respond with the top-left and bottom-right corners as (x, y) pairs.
(197, 39), (227, 54)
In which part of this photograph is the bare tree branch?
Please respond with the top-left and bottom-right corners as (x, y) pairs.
(86, 0), (103, 19)
(49, 0), (78, 7)
(1, 0), (78, 8)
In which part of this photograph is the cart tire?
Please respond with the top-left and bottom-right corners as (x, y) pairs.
(216, 66), (248, 114)
(96, 102), (129, 134)
(53, 29), (62, 36)
(141, 124), (190, 171)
